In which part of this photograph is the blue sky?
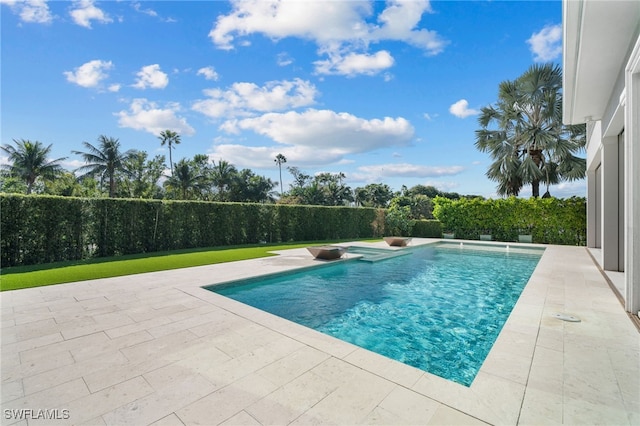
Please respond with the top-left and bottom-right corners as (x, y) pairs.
(1, 0), (581, 198)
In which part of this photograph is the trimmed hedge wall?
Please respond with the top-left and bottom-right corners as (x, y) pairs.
(412, 220), (443, 238)
(432, 196), (586, 245)
(1, 194), (587, 267)
(1, 194), (383, 267)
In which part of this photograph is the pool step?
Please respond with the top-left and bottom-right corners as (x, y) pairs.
(348, 247), (412, 262)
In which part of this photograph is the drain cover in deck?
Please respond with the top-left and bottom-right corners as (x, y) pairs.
(552, 313), (581, 322)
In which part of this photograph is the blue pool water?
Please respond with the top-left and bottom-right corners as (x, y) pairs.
(209, 242), (543, 386)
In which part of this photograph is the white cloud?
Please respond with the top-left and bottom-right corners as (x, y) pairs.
(221, 109), (414, 154)
(277, 52), (293, 67)
(527, 24), (562, 62)
(423, 180), (460, 191)
(61, 159), (85, 170)
(108, 83), (121, 92)
(548, 181), (586, 198)
(370, 0), (445, 54)
(208, 109), (414, 168)
(449, 99), (479, 118)
(356, 163), (464, 178)
(63, 59), (113, 88)
(192, 78), (318, 119)
(131, 1), (157, 18)
(209, 0), (446, 76)
(130, 2), (175, 23)
(1, 0), (53, 23)
(132, 64), (169, 89)
(314, 50), (394, 76)
(207, 144), (344, 169)
(116, 98), (195, 136)
(210, 0), (370, 50)
(197, 66), (219, 81)
(69, 0), (112, 28)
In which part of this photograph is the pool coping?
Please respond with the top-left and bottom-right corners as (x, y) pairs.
(1, 238), (638, 425)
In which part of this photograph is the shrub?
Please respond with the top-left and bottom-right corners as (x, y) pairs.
(412, 220), (443, 238)
(432, 196), (585, 245)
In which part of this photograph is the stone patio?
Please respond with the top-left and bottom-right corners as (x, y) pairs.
(1, 239), (638, 425)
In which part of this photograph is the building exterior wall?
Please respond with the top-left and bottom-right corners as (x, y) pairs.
(587, 37), (640, 315)
(625, 39), (640, 314)
(564, 0), (640, 316)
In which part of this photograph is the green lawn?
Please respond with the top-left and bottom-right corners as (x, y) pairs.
(1, 240), (372, 291)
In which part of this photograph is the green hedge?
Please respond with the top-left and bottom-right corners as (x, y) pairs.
(432, 196), (586, 245)
(412, 220), (443, 238)
(1, 194), (382, 267)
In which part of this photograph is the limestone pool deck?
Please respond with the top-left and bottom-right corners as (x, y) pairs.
(1, 239), (638, 425)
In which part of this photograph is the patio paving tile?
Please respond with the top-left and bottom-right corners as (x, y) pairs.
(0, 239), (637, 425)
(374, 385), (440, 424)
(102, 374), (217, 425)
(288, 358), (396, 425)
(245, 369), (337, 425)
(175, 373), (278, 425)
(427, 404), (490, 425)
(218, 411), (259, 426)
(62, 376), (155, 425)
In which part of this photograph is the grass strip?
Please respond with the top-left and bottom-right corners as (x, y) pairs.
(1, 241), (365, 291)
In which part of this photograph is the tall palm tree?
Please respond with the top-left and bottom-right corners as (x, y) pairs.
(475, 63), (586, 197)
(274, 153), (287, 195)
(158, 130), (181, 175)
(1, 139), (67, 194)
(73, 135), (135, 197)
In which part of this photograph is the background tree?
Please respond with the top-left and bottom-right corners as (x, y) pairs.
(475, 63), (586, 197)
(73, 135), (135, 198)
(119, 152), (166, 198)
(158, 130), (181, 175)
(1, 139), (67, 194)
(283, 168), (353, 206)
(274, 153), (287, 196)
(315, 172), (353, 206)
(389, 194), (434, 219)
(403, 184), (461, 200)
(0, 175), (28, 194)
(211, 159), (237, 201)
(354, 183), (394, 207)
(164, 157), (208, 200)
(44, 172), (81, 197)
(45, 173), (103, 198)
(228, 169), (277, 203)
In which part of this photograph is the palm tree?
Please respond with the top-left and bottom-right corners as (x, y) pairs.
(158, 130), (181, 174)
(164, 158), (207, 200)
(274, 153), (287, 195)
(211, 159), (237, 201)
(1, 139), (67, 194)
(475, 63), (586, 197)
(73, 135), (135, 197)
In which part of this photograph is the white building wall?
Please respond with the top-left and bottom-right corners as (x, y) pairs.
(582, 35), (640, 315)
(625, 38), (640, 314)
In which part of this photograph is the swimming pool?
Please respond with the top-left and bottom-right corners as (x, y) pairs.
(207, 242), (544, 386)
